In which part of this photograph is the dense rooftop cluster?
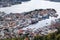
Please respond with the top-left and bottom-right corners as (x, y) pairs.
(0, 9), (58, 39)
(0, 0), (30, 7)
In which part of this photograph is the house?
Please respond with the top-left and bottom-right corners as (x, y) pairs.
(0, 0), (30, 7)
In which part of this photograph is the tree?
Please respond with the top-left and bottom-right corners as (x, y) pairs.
(56, 34), (60, 40)
(33, 34), (43, 40)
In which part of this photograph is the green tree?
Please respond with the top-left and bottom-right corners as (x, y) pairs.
(56, 34), (60, 40)
(33, 34), (43, 40)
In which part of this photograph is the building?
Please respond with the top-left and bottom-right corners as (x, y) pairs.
(0, 0), (30, 7)
(47, 0), (60, 2)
